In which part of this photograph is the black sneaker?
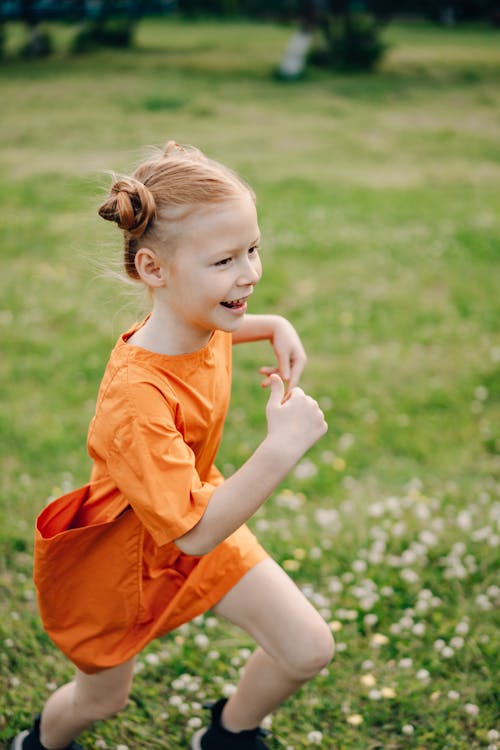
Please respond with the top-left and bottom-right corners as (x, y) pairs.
(190, 699), (271, 750)
(10, 715), (83, 750)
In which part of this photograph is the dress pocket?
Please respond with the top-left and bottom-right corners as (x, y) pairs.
(34, 484), (144, 657)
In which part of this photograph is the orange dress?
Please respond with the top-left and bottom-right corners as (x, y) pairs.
(34, 321), (267, 674)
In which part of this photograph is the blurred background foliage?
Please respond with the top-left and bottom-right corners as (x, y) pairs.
(1, 0), (499, 71)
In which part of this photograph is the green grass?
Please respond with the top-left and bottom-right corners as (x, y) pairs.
(1, 17), (499, 750)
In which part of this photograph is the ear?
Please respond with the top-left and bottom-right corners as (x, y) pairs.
(134, 247), (166, 288)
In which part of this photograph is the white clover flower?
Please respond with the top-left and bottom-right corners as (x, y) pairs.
(95, 740), (107, 749)
(401, 568), (419, 584)
(208, 650), (220, 660)
(294, 459), (318, 479)
(441, 646), (454, 659)
(339, 433), (355, 451)
(346, 714), (363, 726)
(371, 633), (389, 647)
(222, 683), (237, 697)
(329, 620), (343, 633)
(368, 689), (382, 700)
(447, 690), (460, 700)
(464, 703), (479, 717)
(145, 653), (160, 665)
(400, 615), (414, 629)
(455, 621), (469, 635)
(487, 730), (500, 742)
(457, 511), (472, 530)
(476, 594), (492, 611)
(380, 586), (394, 597)
(360, 673), (376, 687)
(307, 730), (323, 744)
(116, 745), (129, 750)
(352, 559), (367, 573)
(402, 724), (414, 735)
(194, 633), (210, 648)
(450, 636), (464, 650)
(416, 669), (430, 682)
(398, 658), (413, 669)
(364, 614), (378, 627)
(381, 687), (396, 699)
(187, 717), (202, 729)
(419, 588), (433, 600)
(412, 623), (426, 636)
(328, 578), (343, 594)
(368, 502), (385, 518)
(420, 530), (438, 546)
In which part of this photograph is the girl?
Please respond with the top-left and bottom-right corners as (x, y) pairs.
(12, 141), (334, 750)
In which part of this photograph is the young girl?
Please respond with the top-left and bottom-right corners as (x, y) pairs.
(12, 141), (334, 750)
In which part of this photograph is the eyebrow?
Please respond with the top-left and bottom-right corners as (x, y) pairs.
(211, 237), (261, 258)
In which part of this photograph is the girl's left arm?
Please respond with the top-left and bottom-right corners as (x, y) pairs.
(232, 313), (307, 390)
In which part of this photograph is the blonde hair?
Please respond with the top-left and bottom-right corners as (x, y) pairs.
(98, 141), (255, 281)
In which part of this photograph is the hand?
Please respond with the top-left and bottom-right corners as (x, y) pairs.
(259, 317), (307, 392)
(265, 374), (327, 463)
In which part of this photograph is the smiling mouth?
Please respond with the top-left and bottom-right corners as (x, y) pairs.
(220, 297), (247, 309)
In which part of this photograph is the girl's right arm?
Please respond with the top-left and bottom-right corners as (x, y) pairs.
(175, 374), (327, 556)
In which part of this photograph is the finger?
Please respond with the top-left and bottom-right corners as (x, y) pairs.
(267, 373), (285, 406)
(286, 386), (305, 399)
(275, 353), (291, 383)
(286, 355), (307, 390)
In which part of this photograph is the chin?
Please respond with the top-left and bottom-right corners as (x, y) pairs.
(218, 319), (243, 333)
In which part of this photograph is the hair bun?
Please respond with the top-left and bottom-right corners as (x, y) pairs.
(98, 177), (156, 237)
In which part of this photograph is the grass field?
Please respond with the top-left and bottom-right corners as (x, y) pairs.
(1, 16), (499, 750)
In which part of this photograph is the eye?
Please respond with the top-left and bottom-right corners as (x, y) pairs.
(248, 246), (260, 257)
(214, 257), (232, 267)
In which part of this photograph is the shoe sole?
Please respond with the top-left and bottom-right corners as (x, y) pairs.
(10, 731), (29, 750)
(190, 728), (206, 750)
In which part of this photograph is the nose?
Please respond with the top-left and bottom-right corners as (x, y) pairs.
(237, 255), (262, 286)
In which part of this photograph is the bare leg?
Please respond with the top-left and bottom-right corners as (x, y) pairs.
(39, 657), (136, 749)
(212, 558), (334, 732)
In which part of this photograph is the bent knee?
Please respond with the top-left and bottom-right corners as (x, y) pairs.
(76, 691), (130, 723)
(280, 621), (335, 681)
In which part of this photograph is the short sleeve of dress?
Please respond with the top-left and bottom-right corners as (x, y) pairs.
(105, 380), (217, 548)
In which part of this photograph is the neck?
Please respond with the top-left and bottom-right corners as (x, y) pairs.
(129, 306), (212, 355)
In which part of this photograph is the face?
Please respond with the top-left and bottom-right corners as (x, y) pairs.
(157, 193), (262, 349)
